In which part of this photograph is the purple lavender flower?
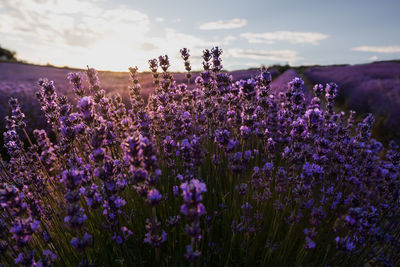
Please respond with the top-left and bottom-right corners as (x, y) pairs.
(77, 96), (95, 123)
(71, 232), (92, 250)
(67, 72), (84, 97)
(146, 188), (162, 206)
(211, 47), (223, 72)
(144, 218), (167, 248)
(158, 55), (170, 72)
(180, 48), (192, 78)
(185, 245), (201, 262)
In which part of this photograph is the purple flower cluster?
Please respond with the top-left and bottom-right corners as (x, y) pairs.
(180, 179), (207, 261)
(180, 48), (192, 80)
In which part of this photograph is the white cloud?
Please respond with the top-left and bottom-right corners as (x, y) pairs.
(138, 43), (158, 51)
(0, 0), (213, 71)
(0, 0), (150, 47)
(241, 31), (329, 45)
(221, 35), (237, 45)
(199, 18), (247, 30)
(368, 56), (378, 61)
(352, 45), (400, 53)
(141, 28), (213, 52)
(227, 49), (302, 64)
(155, 17), (164, 22)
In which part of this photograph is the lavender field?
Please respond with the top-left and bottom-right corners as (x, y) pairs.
(0, 47), (400, 266)
(1, 0), (400, 264)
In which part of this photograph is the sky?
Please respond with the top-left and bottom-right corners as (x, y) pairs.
(0, 0), (399, 71)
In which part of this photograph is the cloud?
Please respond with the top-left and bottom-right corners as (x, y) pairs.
(0, 0), (253, 71)
(368, 56), (378, 61)
(352, 45), (400, 53)
(241, 31), (329, 45)
(138, 43), (158, 51)
(0, 0), (210, 71)
(227, 49), (302, 64)
(221, 35), (237, 45)
(155, 17), (164, 22)
(0, 0), (150, 47)
(199, 18), (247, 30)
(141, 28), (213, 51)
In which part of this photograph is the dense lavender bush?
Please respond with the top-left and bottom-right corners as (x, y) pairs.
(1, 48), (400, 266)
(0, 62), (272, 150)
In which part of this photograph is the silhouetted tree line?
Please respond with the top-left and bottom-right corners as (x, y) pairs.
(0, 45), (17, 61)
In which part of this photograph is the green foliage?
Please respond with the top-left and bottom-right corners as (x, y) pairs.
(268, 64), (291, 74)
(0, 45), (17, 62)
